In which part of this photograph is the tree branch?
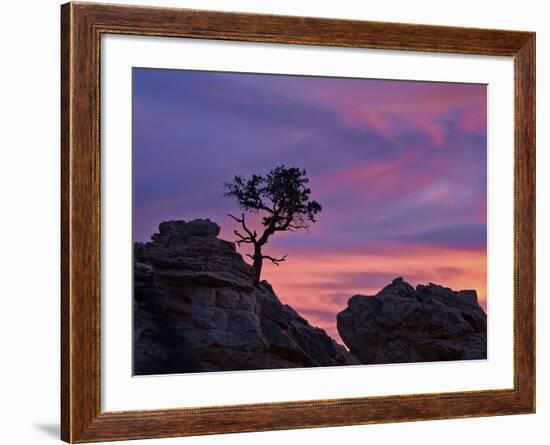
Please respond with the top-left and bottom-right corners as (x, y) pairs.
(233, 230), (254, 245)
(262, 254), (288, 265)
(228, 213), (257, 242)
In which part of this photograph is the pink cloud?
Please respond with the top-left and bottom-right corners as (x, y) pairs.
(315, 151), (454, 216)
(300, 81), (487, 146)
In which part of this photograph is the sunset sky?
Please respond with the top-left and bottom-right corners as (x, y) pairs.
(133, 68), (487, 342)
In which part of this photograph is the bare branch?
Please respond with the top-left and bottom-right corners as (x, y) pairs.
(228, 213), (257, 242)
(233, 230), (254, 246)
(227, 213), (243, 223)
(262, 254), (288, 266)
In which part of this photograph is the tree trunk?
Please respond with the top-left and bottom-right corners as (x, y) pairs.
(252, 244), (263, 283)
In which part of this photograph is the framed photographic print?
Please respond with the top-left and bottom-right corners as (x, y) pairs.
(61, 2), (535, 442)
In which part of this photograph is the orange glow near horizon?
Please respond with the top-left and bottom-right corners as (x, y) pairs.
(260, 244), (487, 342)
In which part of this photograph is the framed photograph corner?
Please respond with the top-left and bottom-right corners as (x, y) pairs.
(61, 2), (535, 443)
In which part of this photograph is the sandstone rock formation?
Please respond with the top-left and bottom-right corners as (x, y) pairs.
(336, 277), (487, 364)
(133, 219), (360, 375)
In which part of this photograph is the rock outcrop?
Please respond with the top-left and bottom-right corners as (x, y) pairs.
(337, 277), (487, 364)
(134, 219), (360, 375)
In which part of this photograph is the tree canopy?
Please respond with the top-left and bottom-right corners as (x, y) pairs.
(224, 165), (322, 283)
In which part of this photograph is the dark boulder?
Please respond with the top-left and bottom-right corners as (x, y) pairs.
(337, 278), (487, 364)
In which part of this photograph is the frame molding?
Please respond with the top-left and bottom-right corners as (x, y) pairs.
(61, 2), (535, 442)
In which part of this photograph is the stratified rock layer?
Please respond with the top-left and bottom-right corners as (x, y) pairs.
(133, 219), (359, 375)
(336, 277), (487, 364)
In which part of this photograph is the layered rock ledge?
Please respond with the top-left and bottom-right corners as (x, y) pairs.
(134, 219), (360, 375)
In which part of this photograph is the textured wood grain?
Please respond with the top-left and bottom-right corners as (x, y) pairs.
(60, 2), (536, 443)
(60, 4), (71, 441)
(514, 34), (536, 409)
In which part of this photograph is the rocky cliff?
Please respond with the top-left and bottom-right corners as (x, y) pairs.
(336, 277), (487, 364)
(134, 219), (360, 375)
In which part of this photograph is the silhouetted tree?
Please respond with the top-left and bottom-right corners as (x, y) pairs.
(224, 165), (322, 283)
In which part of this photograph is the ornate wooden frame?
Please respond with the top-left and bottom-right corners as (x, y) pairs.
(61, 2), (536, 442)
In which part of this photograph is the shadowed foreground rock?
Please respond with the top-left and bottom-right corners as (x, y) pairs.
(134, 219), (360, 375)
(337, 277), (487, 364)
